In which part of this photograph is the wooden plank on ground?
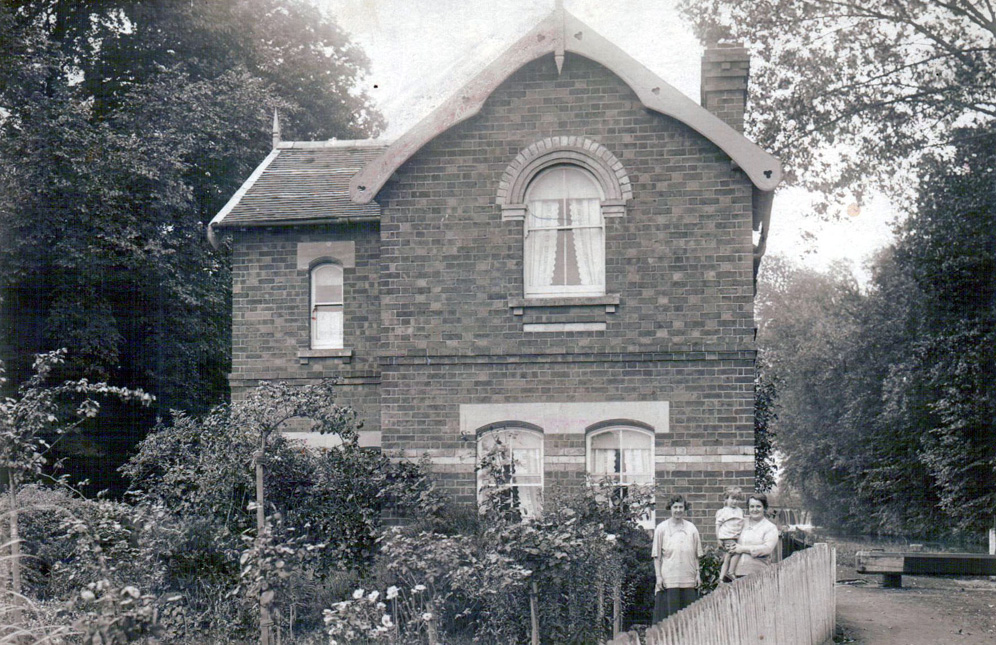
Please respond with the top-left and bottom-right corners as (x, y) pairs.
(857, 551), (996, 575)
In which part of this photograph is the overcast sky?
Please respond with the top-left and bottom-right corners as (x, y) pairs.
(328, 0), (897, 280)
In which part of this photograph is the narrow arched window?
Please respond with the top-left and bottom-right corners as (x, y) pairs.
(524, 166), (605, 297)
(311, 263), (343, 349)
(477, 426), (544, 520)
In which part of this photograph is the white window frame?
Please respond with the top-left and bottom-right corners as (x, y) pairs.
(586, 425), (655, 529)
(476, 426), (544, 520)
(524, 165), (605, 298)
(310, 262), (344, 349)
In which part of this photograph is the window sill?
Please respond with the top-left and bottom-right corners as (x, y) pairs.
(298, 348), (353, 364)
(508, 294), (620, 315)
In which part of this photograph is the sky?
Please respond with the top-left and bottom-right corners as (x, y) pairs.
(328, 0), (898, 281)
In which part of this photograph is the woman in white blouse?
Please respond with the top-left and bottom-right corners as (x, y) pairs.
(730, 493), (779, 577)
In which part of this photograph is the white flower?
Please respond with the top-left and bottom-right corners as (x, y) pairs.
(606, 533), (617, 542)
(377, 602), (387, 610)
(386, 585), (399, 600)
(367, 590), (380, 602)
(382, 614), (393, 627)
(352, 588), (365, 599)
(422, 612), (433, 621)
(80, 589), (96, 602)
(413, 584), (426, 593)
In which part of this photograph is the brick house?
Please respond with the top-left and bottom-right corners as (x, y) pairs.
(209, 7), (781, 536)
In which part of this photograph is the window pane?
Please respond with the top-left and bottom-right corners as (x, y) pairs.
(511, 447), (541, 478)
(589, 428), (653, 485)
(477, 428), (543, 519)
(591, 432), (618, 450)
(313, 305), (343, 348)
(525, 167), (604, 297)
(619, 429), (649, 449)
(313, 265), (343, 304)
(527, 200), (561, 229)
(527, 167), (600, 201)
(621, 449), (653, 484)
(592, 448), (621, 478)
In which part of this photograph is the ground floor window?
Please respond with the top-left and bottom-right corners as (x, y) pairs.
(477, 426), (543, 520)
(587, 426), (655, 528)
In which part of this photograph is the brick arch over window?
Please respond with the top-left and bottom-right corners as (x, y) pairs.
(497, 136), (633, 221)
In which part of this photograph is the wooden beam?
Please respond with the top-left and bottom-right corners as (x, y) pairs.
(857, 551), (996, 587)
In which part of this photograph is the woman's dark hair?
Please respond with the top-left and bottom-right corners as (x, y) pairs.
(666, 494), (689, 511)
(747, 493), (769, 510)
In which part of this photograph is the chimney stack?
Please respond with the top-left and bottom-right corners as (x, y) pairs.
(700, 44), (750, 133)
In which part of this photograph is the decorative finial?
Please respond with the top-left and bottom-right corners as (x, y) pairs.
(272, 109), (281, 149)
(554, 0), (565, 74)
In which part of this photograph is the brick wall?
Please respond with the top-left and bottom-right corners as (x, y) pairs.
(229, 222), (381, 433)
(375, 54), (756, 540)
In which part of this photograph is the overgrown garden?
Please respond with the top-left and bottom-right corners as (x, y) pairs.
(2, 362), (715, 643)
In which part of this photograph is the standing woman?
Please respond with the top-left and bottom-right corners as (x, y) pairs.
(730, 493), (779, 577)
(652, 495), (703, 623)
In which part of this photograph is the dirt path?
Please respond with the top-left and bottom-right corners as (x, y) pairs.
(835, 577), (996, 644)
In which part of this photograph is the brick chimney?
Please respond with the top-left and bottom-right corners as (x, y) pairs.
(700, 44), (750, 133)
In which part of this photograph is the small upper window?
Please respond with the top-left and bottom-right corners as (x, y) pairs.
(311, 263), (343, 349)
(477, 426), (544, 520)
(524, 166), (605, 297)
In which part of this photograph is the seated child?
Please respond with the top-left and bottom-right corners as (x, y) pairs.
(715, 486), (745, 582)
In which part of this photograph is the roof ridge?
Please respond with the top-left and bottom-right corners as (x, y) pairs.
(277, 139), (393, 149)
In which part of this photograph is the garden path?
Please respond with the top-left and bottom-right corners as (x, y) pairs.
(834, 576), (996, 644)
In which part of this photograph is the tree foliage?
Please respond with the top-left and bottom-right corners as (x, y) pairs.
(753, 354), (778, 493)
(679, 0), (996, 206)
(0, 0), (382, 489)
(757, 127), (996, 538)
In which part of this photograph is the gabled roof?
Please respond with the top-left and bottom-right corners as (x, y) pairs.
(209, 141), (388, 235)
(348, 7), (782, 204)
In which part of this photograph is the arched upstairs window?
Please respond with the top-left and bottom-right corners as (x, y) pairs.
(587, 425), (655, 528)
(496, 136), (633, 301)
(311, 262), (343, 349)
(525, 166), (604, 297)
(477, 425), (544, 520)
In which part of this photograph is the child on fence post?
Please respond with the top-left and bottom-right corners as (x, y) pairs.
(715, 486), (745, 583)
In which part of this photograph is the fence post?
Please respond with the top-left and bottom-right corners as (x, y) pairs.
(530, 578), (539, 645)
(990, 517), (995, 581)
(612, 577), (621, 637)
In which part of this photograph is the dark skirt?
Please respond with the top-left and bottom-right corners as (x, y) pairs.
(653, 587), (698, 623)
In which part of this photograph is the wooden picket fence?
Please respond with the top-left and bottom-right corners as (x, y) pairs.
(609, 543), (836, 645)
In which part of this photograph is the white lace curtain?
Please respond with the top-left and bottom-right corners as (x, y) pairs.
(591, 429), (653, 485)
(525, 201), (560, 290)
(524, 166), (603, 295)
(570, 198), (603, 287)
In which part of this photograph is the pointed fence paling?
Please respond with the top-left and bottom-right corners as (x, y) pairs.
(613, 543), (835, 645)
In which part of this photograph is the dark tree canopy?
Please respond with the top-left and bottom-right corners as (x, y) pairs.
(757, 126), (996, 538)
(0, 0), (382, 492)
(680, 0), (996, 208)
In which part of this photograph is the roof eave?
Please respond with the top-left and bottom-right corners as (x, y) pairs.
(348, 8), (782, 205)
(208, 148), (280, 249)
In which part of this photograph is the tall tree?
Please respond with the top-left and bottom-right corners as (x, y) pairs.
(679, 0), (996, 207)
(0, 0), (382, 492)
(890, 126), (996, 532)
(757, 126), (996, 538)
